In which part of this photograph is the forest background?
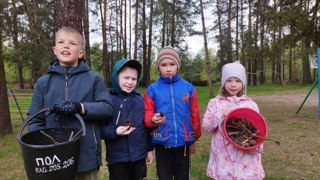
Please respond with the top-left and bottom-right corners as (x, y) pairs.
(0, 0), (320, 179)
(0, 0), (319, 151)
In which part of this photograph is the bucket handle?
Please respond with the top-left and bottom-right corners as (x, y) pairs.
(17, 108), (86, 140)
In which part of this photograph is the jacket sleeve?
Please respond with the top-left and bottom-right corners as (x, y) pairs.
(82, 75), (114, 121)
(144, 91), (156, 128)
(101, 121), (118, 140)
(190, 89), (201, 140)
(202, 98), (224, 133)
(27, 77), (46, 131)
(146, 127), (154, 151)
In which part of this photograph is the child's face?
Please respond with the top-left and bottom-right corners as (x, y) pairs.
(158, 58), (177, 78)
(224, 77), (243, 96)
(52, 31), (85, 67)
(118, 67), (138, 93)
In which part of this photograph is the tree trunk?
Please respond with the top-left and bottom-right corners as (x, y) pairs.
(253, 0), (260, 86)
(200, 0), (213, 97)
(116, 0), (119, 56)
(142, 0), (147, 86)
(82, 0), (91, 67)
(21, 0), (42, 88)
(12, 0), (24, 89)
(301, 39), (312, 84)
(276, 4), (283, 85)
(247, 0), (253, 86)
(146, 0), (154, 87)
(109, 11), (114, 64)
(161, 1), (166, 47)
(18, 64), (24, 88)
(54, 0), (82, 32)
(227, 0), (232, 62)
(271, 0), (276, 84)
(0, 25), (13, 137)
(134, 0), (139, 60)
(129, 0), (132, 59)
(259, 0), (266, 85)
(171, 0), (176, 47)
(235, 0), (239, 60)
(216, 0), (225, 64)
(100, 0), (110, 86)
(240, 0), (245, 65)
(119, 0), (123, 57)
(123, 0), (127, 58)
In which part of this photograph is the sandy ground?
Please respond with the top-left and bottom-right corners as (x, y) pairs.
(250, 90), (318, 108)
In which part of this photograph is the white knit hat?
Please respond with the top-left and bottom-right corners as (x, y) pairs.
(221, 61), (246, 89)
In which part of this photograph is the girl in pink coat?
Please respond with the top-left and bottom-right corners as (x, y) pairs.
(202, 61), (265, 180)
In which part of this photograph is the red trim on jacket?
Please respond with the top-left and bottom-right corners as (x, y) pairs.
(190, 89), (201, 140)
(144, 91), (155, 128)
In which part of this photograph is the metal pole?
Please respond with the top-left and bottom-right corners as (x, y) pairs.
(296, 78), (317, 114)
(9, 89), (25, 121)
(317, 48), (320, 120)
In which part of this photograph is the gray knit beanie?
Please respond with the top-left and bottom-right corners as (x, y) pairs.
(156, 46), (181, 71)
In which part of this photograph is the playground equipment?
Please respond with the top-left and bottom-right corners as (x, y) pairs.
(296, 48), (320, 119)
(8, 89), (25, 121)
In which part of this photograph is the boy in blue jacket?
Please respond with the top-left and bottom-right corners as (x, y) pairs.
(102, 59), (153, 180)
(27, 27), (114, 180)
(144, 46), (201, 180)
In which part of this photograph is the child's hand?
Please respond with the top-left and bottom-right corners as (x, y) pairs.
(190, 143), (196, 155)
(151, 113), (165, 126)
(222, 109), (231, 116)
(146, 151), (153, 165)
(116, 126), (136, 135)
(51, 101), (82, 115)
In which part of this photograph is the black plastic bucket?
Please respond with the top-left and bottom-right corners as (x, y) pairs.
(17, 108), (86, 180)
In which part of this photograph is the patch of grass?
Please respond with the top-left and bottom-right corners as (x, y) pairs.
(247, 84), (312, 94)
(0, 129), (26, 179)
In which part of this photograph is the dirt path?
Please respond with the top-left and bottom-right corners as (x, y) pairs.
(250, 90), (318, 108)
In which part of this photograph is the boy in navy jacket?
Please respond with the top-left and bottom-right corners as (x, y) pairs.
(27, 27), (114, 180)
(102, 59), (153, 180)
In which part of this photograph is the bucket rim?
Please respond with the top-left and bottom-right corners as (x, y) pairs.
(17, 108), (86, 141)
(19, 127), (82, 149)
(223, 107), (268, 151)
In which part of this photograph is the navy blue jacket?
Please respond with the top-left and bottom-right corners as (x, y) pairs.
(27, 59), (114, 172)
(101, 58), (152, 164)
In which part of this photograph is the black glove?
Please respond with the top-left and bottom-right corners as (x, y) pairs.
(51, 101), (82, 115)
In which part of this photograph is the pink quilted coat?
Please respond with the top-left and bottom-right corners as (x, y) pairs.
(202, 95), (265, 180)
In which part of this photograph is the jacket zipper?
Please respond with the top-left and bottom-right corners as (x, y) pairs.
(64, 68), (99, 164)
(115, 104), (123, 125)
(64, 68), (69, 100)
(170, 77), (178, 146)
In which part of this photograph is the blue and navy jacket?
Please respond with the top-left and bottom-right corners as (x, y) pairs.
(144, 74), (201, 147)
(101, 59), (152, 164)
(27, 59), (114, 172)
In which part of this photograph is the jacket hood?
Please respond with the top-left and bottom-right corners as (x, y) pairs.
(111, 58), (142, 92)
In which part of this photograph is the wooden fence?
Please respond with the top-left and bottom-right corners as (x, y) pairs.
(7, 89), (33, 122)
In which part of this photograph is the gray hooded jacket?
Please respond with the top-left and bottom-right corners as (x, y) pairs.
(27, 59), (114, 172)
